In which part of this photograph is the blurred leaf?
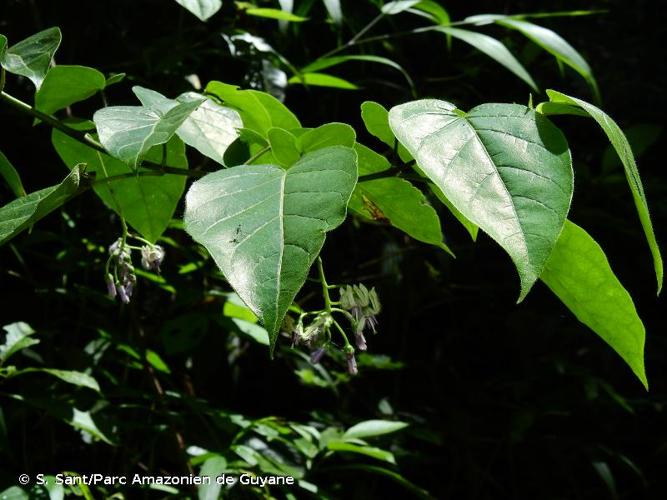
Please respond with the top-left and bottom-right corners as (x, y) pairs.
(382, 1), (420, 15)
(198, 456), (227, 500)
(0, 322), (38, 365)
(223, 293), (259, 322)
(13, 368), (101, 392)
(322, 0), (343, 24)
(411, 0), (450, 25)
(1, 27), (61, 89)
(0, 149), (26, 197)
(243, 6), (307, 22)
(0, 487), (29, 500)
(105, 72), (126, 86)
(541, 220), (647, 388)
(343, 419), (409, 439)
(0, 166), (83, 246)
(327, 440), (396, 464)
(231, 318), (270, 345)
(42, 476), (65, 500)
(146, 350), (171, 374)
(547, 90), (663, 293)
(35, 65), (106, 115)
(434, 27), (538, 91)
(174, 0), (222, 21)
(288, 72), (358, 89)
(324, 464), (433, 499)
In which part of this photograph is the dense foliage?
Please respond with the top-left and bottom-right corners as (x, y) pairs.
(0, 1), (665, 498)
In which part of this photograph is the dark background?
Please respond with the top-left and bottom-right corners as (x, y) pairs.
(1, 1), (666, 498)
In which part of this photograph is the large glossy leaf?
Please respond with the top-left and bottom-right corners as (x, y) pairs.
(93, 97), (201, 168)
(351, 144), (452, 255)
(1, 27), (61, 89)
(0, 166), (83, 246)
(52, 130), (188, 243)
(389, 99), (573, 300)
(34, 65), (106, 115)
(497, 18), (599, 101)
(434, 27), (538, 91)
(184, 146), (357, 350)
(174, 0), (222, 21)
(545, 90), (663, 293)
(133, 87), (242, 166)
(541, 220), (647, 388)
(0, 150), (26, 197)
(205, 82), (300, 136)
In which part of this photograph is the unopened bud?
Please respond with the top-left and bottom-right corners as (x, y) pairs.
(117, 285), (130, 304)
(310, 347), (326, 364)
(346, 351), (358, 375)
(354, 331), (367, 351)
(105, 274), (117, 299)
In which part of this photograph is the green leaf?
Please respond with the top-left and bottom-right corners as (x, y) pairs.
(16, 368), (101, 392)
(93, 96), (201, 168)
(343, 419), (409, 439)
(496, 19), (599, 101)
(301, 55), (415, 91)
(0, 166), (83, 246)
(351, 144), (452, 255)
(146, 349), (171, 374)
(52, 130), (188, 243)
(0, 322), (38, 365)
(326, 440), (396, 464)
(411, 0), (450, 25)
(184, 146), (357, 351)
(360, 101), (412, 162)
(268, 128), (301, 167)
(545, 90), (663, 293)
(389, 100), (573, 300)
(540, 220), (647, 388)
(288, 73), (358, 90)
(434, 27), (538, 92)
(0, 487), (29, 500)
(174, 0), (222, 21)
(68, 407), (112, 444)
(205, 81), (300, 136)
(198, 456), (228, 500)
(231, 318), (270, 345)
(244, 7), (307, 22)
(0, 35), (7, 60)
(430, 184), (479, 241)
(1, 27), (61, 89)
(105, 72), (126, 86)
(0, 150), (26, 197)
(381, 1), (420, 15)
(322, 0), (343, 24)
(298, 122), (356, 153)
(34, 65), (106, 115)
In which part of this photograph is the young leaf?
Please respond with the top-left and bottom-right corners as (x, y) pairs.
(434, 27), (538, 92)
(0, 322), (38, 365)
(268, 128), (301, 167)
(541, 220), (647, 388)
(0, 150), (26, 197)
(351, 144), (453, 255)
(184, 146), (358, 351)
(545, 90), (663, 293)
(360, 101), (412, 161)
(35, 65), (106, 115)
(298, 123), (356, 153)
(389, 100), (573, 300)
(343, 419), (409, 439)
(174, 0), (222, 21)
(1, 27), (61, 89)
(496, 19), (600, 101)
(0, 166), (83, 246)
(288, 73), (358, 90)
(52, 130), (188, 243)
(93, 97), (201, 168)
(205, 81), (300, 136)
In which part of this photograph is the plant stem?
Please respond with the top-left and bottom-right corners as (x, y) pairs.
(246, 146), (271, 165)
(317, 256), (333, 313)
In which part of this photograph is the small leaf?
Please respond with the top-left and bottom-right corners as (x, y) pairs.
(322, 0), (343, 24)
(0, 166), (83, 246)
(146, 350), (171, 374)
(434, 27), (538, 92)
(93, 96), (201, 168)
(105, 72), (126, 86)
(244, 7), (307, 22)
(174, 0), (222, 21)
(21, 369), (101, 392)
(541, 220), (648, 389)
(351, 144), (452, 254)
(198, 456), (228, 500)
(343, 419), (409, 439)
(1, 27), (61, 89)
(381, 1), (420, 15)
(360, 101), (412, 161)
(288, 72), (358, 89)
(298, 122), (356, 153)
(184, 146), (357, 351)
(326, 440), (396, 464)
(35, 65), (106, 115)
(496, 19), (599, 101)
(268, 128), (300, 167)
(52, 130), (188, 243)
(390, 99), (573, 300)
(0, 322), (38, 365)
(546, 90), (663, 293)
(0, 150), (26, 197)
(302, 55), (415, 91)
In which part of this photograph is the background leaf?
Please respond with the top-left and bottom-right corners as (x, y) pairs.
(174, 0), (222, 21)
(0, 150), (26, 197)
(34, 65), (106, 115)
(1, 27), (61, 89)
(343, 419), (409, 439)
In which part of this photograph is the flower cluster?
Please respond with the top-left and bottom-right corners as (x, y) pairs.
(105, 238), (165, 304)
(339, 284), (381, 352)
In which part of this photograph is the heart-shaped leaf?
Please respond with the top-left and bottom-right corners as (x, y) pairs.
(174, 0), (222, 21)
(35, 65), (106, 115)
(1, 27), (61, 89)
(184, 146), (357, 350)
(390, 99), (573, 300)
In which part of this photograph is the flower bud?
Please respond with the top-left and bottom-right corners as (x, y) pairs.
(105, 274), (117, 299)
(141, 244), (165, 272)
(354, 330), (367, 351)
(310, 347), (326, 364)
(346, 351), (358, 375)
